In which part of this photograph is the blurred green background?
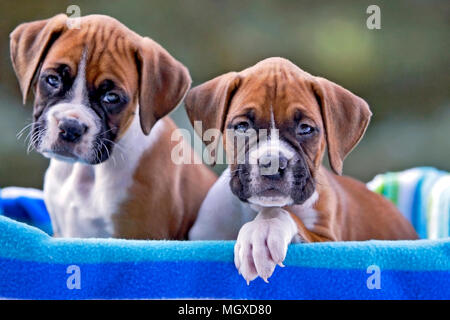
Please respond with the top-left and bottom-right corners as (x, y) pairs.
(0, 0), (449, 188)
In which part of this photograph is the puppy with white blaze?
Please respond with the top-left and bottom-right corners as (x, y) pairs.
(185, 57), (417, 284)
(10, 14), (216, 239)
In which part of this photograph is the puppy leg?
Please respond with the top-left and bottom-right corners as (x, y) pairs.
(234, 207), (300, 284)
(288, 212), (335, 243)
(189, 169), (257, 240)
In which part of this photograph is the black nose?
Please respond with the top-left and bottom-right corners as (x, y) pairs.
(258, 153), (289, 180)
(58, 119), (87, 143)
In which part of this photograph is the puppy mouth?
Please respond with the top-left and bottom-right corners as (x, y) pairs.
(230, 160), (315, 206)
(41, 145), (82, 163)
(248, 189), (294, 207)
(32, 102), (115, 165)
(41, 139), (112, 165)
(230, 165), (295, 206)
(255, 187), (287, 198)
(34, 121), (114, 165)
(228, 135), (315, 206)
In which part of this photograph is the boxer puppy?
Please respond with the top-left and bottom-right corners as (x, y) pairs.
(185, 57), (418, 283)
(10, 14), (216, 238)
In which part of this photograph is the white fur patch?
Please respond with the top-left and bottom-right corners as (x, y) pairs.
(71, 50), (87, 104)
(234, 207), (298, 284)
(291, 191), (319, 230)
(189, 168), (258, 240)
(270, 104), (276, 130)
(44, 108), (165, 238)
(41, 103), (100, 162)
(235, 192), (319, 283)
(39, 49), (100, 162)
(248, 195), (293, 207)
(247, 133), (297, 203)
(248, 136), (296, 164)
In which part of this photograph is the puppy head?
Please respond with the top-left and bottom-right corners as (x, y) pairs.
(185, 57), (371, 207)
(10, 14), (190, 164)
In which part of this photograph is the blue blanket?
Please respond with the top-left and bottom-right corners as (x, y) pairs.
(0, 168), (449, 299)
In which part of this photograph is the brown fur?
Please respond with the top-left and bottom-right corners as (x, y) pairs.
(10, 14), (217, 239)
(113, 117), (217, 239)
(288, 167), (418, 241)
(185, 57), (418, 241)
(10, 14), (191, 138)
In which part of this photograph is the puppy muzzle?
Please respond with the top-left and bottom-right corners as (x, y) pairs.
(230, 139), (315, 207)
(37, 103), (101, 163)
(58, 118), (88, 143)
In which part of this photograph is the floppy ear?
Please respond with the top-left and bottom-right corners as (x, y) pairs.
(312, 77), (372, 175)
(184, 72), (241, 164)
(10, 14), (67, 104)
(136, 38), (191, 135)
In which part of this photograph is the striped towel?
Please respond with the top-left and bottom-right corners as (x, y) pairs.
(0, 168), (449, 299)
(1, 167), (449, 240)
(367, 167), (450, 239)
(0, 215), (448, 299)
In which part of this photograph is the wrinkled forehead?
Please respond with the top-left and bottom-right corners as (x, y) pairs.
(228, 64), (321, 124)
(41, 22), (139, 92)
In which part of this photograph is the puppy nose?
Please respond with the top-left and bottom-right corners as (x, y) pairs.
(258, 153), (289, 179)
(58, 118), (87, 143)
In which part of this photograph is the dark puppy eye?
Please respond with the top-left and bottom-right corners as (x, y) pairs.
(45, 75), (61, 88)
(297, 123), (315, 135)
(234, 121), (250, 133)
(102, 92), (120, 105)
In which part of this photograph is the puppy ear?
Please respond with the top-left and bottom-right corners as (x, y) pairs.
(312, 77), (372, 175)
(136, 38), (191, 135)
(10, 14), (67, 104)
(184, 72), (241, 164)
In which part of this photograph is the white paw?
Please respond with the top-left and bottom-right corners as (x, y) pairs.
(234, 208), (298, 284)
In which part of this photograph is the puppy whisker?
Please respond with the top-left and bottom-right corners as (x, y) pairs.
(16, 121), (38, 140)
(27, 128), (45, 154)
(98, 127), (117, 137)
(102, 137), (127, 162)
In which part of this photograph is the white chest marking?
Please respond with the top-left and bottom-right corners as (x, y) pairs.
(291, 191), (319, 230)
(43, 113), (164, 238)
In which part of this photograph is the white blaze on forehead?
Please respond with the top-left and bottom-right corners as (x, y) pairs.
(39, 48), (103, 162)
(249, 138), (295, 162)
(248, 130), (296, 164)
(247, 105), (295, 163)
(270, 104), (276, 130)
(71, 49), (88, 105)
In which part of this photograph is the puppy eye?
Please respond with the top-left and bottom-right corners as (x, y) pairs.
(45, 75), (61, 88)
(234, 121), (250, 133)
(297, 123), (314, 135)
(102, 92), (120, 105)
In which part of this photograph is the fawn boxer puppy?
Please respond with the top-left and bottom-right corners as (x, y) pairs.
(10, 14), (216, 238)
(185, 57), (417, 283)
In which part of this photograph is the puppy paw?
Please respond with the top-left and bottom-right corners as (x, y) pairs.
(234, 208), (298, 284)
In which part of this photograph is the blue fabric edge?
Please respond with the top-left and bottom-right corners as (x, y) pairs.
(1, 257), (449, 299)
(1, 215), (449, 271)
